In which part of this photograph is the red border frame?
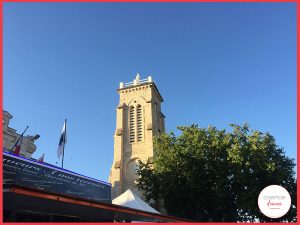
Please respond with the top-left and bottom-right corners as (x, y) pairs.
(0, 0), (297, 2)
(297, 1), (299, 224)
(1, 0), (3, 223)
(0, 1), (298, 224)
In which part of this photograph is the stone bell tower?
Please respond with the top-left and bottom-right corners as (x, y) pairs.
(109, 74), (165, 199)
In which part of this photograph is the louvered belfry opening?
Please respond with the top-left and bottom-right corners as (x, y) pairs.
(136, 105), (143, 142)
(129, 104), (143, 143)
(129, 106), (135, 143)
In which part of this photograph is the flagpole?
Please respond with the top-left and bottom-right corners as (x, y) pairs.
(10, 126), (29, 152)
(61, 119), (67, 168)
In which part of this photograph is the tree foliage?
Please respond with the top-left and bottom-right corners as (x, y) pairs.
(136, 124), (296, 222)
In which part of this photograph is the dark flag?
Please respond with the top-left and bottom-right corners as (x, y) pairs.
(57, 120), (67, 161)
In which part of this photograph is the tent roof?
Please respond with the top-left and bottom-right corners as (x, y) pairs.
(112, 189), (160, 214)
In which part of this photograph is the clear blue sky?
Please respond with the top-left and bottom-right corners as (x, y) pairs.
(4, 3), (296, 181)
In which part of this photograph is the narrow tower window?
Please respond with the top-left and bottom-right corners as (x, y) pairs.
(129, 106), (135, 143)
(136, 105), (143, 142)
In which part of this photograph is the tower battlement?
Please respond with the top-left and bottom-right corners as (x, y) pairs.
(119, 73), (153, 89)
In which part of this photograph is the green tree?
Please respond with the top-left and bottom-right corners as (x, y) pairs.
(136, 124), (296, 222)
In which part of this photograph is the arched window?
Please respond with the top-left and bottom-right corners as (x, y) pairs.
(136, 105), (143, 142)
(129, 106), (135, 143)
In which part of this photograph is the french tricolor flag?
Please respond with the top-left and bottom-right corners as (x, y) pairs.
(37, 154), (45, 163)
(13, 135), (23, 156)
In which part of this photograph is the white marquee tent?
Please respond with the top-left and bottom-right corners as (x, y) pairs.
(112, 189), (160, 214)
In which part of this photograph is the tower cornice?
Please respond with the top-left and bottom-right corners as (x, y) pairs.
(117, 82), (163, 102)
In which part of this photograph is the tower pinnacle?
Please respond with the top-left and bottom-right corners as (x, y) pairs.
(119, 74), (153, 89)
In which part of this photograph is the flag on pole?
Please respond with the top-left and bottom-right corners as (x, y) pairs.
(13, 135), (24, 156)
(57, 120), (67, 160)
(11, 126), (28, 156)
(37, 154), (45, 163)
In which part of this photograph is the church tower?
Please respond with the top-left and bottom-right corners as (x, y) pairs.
(109, 74), (165, 199)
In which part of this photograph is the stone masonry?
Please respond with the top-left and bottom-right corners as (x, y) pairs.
(109, 74), (165, 199)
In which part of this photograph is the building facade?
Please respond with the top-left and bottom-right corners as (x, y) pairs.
(3, 110), (39, 158)
(109, 74), (165, 199)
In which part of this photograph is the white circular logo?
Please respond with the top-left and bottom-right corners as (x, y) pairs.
(258, 185), (291, 218)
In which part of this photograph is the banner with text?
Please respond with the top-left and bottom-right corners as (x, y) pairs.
(3, 152), (111, 204)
